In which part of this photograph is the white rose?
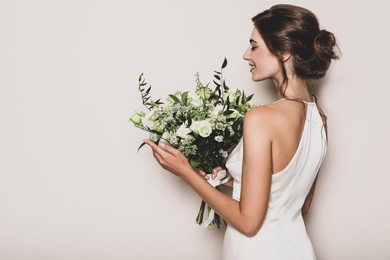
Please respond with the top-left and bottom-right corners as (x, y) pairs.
(191, 120), (212, 138)
(188, 92), (203, 107)
(176, 123), (192, 139)
(190, 120), (200, 133)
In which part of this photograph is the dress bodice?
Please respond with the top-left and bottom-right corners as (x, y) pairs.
(222, 101), (327, 260)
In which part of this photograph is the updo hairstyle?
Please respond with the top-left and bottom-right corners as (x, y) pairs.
(252, 4), (340, 95)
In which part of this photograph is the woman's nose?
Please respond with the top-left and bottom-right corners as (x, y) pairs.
(243, 47), (250, 60)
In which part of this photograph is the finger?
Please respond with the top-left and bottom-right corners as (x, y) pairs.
(212, 166), (223, 175)
(144, 140), (167, 163)
(145, 139), (177, 157)
(225, 179), (233, 187)
(211, 167), (223, 179)
(144, 139), (165, 154)
(144, 138), (156, 149)
(196, 169), (208, 180)
(157, 141), (180, 156)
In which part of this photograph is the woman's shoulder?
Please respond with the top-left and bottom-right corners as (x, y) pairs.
(245, 101), (291, 122)
(243, 103), (285, 133)
(244, 100), (307, 135)
(244, 104), (275, 124)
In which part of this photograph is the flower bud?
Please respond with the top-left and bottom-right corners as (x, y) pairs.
(196, 87), (211, 101)
(135, 110), (146, 117)
(129, 114), (143, 125)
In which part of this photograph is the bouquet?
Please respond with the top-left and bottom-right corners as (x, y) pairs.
(129, 58), (255, 229)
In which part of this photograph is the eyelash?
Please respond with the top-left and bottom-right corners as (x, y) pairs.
(251, 46), (257, 51)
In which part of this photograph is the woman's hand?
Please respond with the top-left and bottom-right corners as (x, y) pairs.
(143, 139), (193, 177)
(199, 166), (234, 187)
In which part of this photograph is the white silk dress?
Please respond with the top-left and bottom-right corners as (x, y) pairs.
(221, 100), (327, 260)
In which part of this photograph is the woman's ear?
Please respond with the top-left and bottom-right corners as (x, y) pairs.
(282, 53), (292, 62)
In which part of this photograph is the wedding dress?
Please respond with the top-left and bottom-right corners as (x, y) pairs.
(221, 100), (327, 260)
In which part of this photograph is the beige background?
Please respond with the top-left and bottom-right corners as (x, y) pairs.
(1, 0), (389, 259)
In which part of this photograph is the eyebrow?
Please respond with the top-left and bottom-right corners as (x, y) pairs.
(250, 39), (258, 44)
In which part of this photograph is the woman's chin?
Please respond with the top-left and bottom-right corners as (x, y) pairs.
(251, 75), (265, 82)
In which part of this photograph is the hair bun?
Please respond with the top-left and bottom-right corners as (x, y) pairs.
(314, 29), (339, 61)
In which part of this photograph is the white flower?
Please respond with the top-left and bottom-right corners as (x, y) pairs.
(225, 109), (240, 121)
(214, 135), (223, 142)
(149, 133), (158, 142)
(215, 122), (225, 130)
(211, 104), (224, 118)
(152, 123), (164, 133)
(176, 123), (192, 139)
(218, 115), (226, 123)
(171, 105), (180, 113)
(190, 120), (212, 137)
(146, 110), (158, 122)
(188, 92), (203, 107)
(224, 89), (241, 105)
(169, 136), (179, 146)
(161, 131), (170, 140)
(219, 149), (228, 158)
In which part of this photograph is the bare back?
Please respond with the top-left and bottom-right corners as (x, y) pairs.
(266, 99), (327, 174)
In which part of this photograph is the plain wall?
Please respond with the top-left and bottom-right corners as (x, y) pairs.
(1, 0), (389, 259)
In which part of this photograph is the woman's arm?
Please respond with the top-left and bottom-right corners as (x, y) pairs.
(144, 106), (273, 237)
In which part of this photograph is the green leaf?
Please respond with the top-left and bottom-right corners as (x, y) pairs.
(168, 94), (180, 104)
(246, 94), (254, 101)
(181, 91), (188, 105)
(138, 73), (144, 82)
(190, 159), (200, 168)
(222, 57), (228, 69)
(137, 142), (146, 152)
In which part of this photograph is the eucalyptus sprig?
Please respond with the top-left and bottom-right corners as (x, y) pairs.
(138, 73), (163, 111)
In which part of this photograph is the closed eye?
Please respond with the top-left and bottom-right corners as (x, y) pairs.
(249, 39), (258, 51)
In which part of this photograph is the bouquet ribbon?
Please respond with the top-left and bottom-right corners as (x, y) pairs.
(200, 170), (231, 229)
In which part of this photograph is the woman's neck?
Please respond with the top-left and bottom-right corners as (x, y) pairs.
(275, 76), (312, 102)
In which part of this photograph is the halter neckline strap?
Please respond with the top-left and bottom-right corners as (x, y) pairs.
(273, 98), (316, 105)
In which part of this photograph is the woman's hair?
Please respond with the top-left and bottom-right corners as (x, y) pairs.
(252, 4), (340, 96)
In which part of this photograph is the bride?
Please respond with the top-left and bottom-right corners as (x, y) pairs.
(144, 4), (339, 259)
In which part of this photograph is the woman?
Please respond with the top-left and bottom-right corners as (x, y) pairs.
(144, 4), (339, 259)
